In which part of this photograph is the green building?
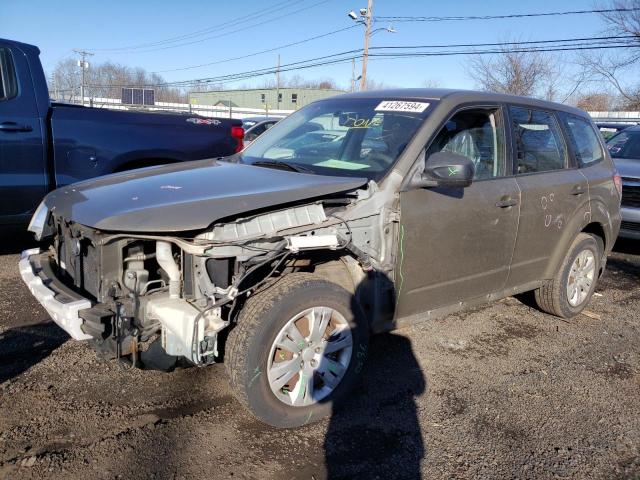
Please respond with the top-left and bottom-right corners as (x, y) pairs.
(189, 87), (345, 111)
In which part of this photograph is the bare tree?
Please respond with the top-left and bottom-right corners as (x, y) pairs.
(50, 59), (80, 101)
(49, 58), (187, 103)
(577, 0), (640, 109)
(466, 41), (561, 99)
(574, 92), (617, 111)
(422, 78), (442, 88)
(360, 77), (394, 90)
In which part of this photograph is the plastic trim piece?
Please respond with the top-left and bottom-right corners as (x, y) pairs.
(19, 248), (93, 341)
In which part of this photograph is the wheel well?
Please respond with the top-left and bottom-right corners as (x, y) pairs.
(581, 222), (606, 250)
(113, 158), (178, 173)
(581, 222), (607, 276)
(311, 257), (358, 293)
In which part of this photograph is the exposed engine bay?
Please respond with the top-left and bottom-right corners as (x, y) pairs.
(42, 181), (398, 370)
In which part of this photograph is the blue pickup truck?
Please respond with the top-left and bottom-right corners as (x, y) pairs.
(0, 38), (244, 227)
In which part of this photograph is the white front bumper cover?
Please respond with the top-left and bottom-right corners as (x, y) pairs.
(19, 248), (93, 341)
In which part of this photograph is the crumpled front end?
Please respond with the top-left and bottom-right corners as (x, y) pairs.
(21, 180), (398, 369)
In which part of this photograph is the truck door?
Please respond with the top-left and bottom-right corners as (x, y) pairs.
(396, 105), (520, 319)
(0, 43), (47, 223)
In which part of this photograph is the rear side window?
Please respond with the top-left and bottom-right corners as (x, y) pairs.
(561, 114), (604, 166)
(510, 106), (567, 174)
(0, 47), (18, 101)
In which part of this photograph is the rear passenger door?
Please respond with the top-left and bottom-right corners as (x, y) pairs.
(558, 112), (617, 239)
(505, 105), (588, 287)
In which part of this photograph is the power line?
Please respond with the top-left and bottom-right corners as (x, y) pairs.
(89, 0), (295, 52)
(375, 7), (640, 23)
(91, 0), (332, 54)
(165, 35), (635, 87)
(368, 35), (637, 50)
(152, 24), (359, 73)
(84, 35), (640, 89)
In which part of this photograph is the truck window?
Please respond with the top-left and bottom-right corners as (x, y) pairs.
(561, 114), (604, 166)
(510, 106), (567, 174)
(0, 47), (18, 101)
(426, 107), (506, 180)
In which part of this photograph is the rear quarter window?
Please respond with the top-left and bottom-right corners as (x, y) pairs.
(561, 114), (604, 166)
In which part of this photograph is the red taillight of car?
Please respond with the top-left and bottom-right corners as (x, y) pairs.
(231, 126), (244, 153)
(613, 172), (623, 197)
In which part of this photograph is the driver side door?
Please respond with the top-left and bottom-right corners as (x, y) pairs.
(395, 105), (520, 319)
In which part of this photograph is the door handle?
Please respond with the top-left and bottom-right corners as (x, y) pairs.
(0, 122), (33, 132)
(495, 196), (518, 208)
(571, 185), (586, 196)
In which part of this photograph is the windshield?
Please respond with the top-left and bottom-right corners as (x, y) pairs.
(607, 129), (640, 159)
(239, 97), (434, 181)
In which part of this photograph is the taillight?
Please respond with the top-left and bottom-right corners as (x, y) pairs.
(231, 126), (244, 153)
(613, 172), (623, 197)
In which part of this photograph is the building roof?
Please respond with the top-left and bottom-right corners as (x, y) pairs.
(190, 87), (345, 94)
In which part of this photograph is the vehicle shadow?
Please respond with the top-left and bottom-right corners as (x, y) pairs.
(323, 279), (427, 480)
(0, 322), (68, 384)
(0, 227), (38, 255)
(324, 332), (427, 479)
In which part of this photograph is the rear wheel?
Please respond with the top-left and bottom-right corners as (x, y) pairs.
(534, 233), (601, 318)
(225, 273), (368, 428)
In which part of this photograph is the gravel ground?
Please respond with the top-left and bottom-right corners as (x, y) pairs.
(0, 234), (638, 480)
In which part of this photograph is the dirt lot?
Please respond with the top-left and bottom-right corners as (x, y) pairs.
(0, 234), (638, 480)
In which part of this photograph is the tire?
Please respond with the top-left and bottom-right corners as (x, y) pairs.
(225, 273), (369, 428)
(534, 233), (601, 318)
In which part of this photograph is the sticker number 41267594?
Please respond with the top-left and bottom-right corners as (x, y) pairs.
(375, 100), (430, 113)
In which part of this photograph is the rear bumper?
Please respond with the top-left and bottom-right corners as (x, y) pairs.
(19, 248), (93, 340)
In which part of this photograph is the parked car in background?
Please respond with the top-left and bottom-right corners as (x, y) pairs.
(241, 116), (280, 130)
(244, 118), (280, 142)
(606, 126), (640, 238)
(596, 122), (636, 140)
(0, 38), (244, 228)
(21, 89), (620, 428)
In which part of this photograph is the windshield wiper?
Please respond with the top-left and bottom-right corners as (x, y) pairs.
(251, 160), (315, 174)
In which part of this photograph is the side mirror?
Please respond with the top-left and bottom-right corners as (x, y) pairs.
(412, 151), (475, 189)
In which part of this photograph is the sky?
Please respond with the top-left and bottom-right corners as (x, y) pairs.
(1, 0), (608, 92)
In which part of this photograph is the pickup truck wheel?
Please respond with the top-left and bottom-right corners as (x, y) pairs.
(225, 273), (368, 428)
(534, 233), (601, 318)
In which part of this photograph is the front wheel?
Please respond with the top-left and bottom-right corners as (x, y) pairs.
(225, 273), (369, 428)
(534, 233), (601, 318)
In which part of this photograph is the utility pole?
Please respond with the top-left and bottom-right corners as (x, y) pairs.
(276, 54), (281, 111)
(360, 0), (373, 90)
(350, 58), (356, 92)
(74, 49), (93, 106)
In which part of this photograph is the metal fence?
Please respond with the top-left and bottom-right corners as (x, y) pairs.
(51, 95), (294, 120)
(49, 97), (640, 125)
(588, 111), (640, 123)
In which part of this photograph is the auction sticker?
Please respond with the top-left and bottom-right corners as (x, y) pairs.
(375, 101), (430, 113)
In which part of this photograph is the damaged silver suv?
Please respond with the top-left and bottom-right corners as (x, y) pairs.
(21, 89), (621, 427)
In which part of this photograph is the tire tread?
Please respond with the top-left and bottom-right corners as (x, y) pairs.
(225, 273), (325, 411)
(534, 232), (599, 318)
